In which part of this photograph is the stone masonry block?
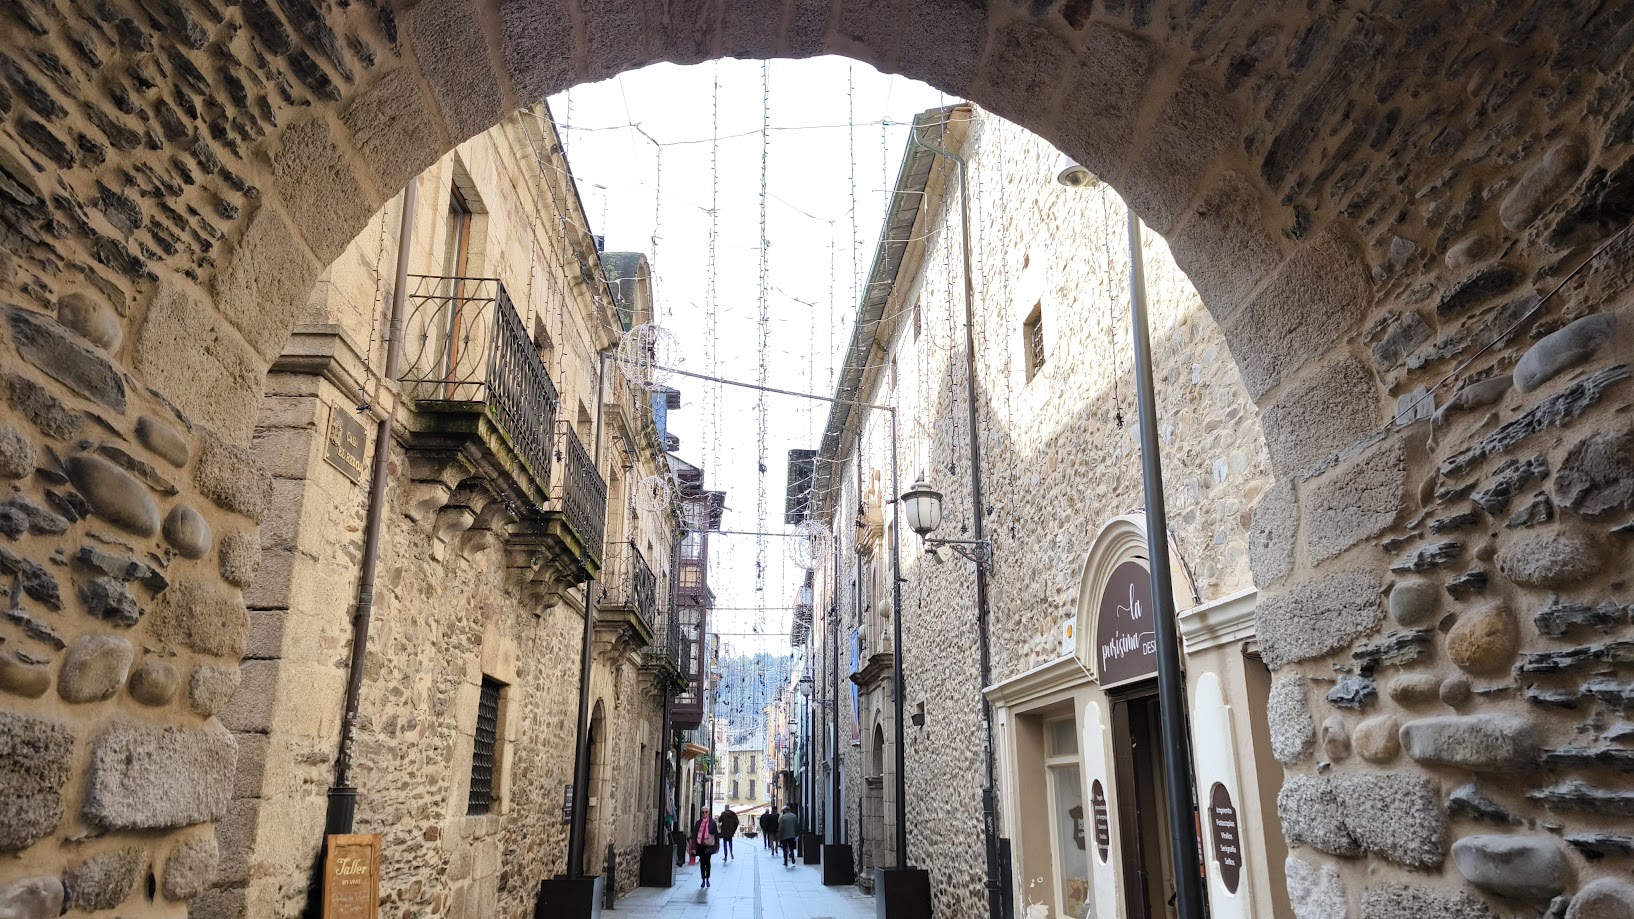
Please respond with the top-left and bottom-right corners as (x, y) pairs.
(1221, 228), (1372, 401)
(1120, 71), (1239, 236)
(1279, 772), (1446, 869)
(1257, 569), (1381, 669)
(63, 846), (143, 911)
(1171, 170), (1285, 316)
(974, 20), (1075, 130)
(1360, 883), (1495, 919)
(1053, 24), (1158, 187)
(1258, 356), (1379, 476)
(149, 575), (250, 659)
(1304, 438), (1406, 562)
(340, 67), (440, 197)
(219, 660), (279, 734)
(582, 0), (656, 82)
(894, 1), (983, 93)
(251, 427), (315, 479)
(402, 0), (504, 144)
(210, 206), (322, 365)
(270, 118), (378, 265)
(1285, 856), (1346, 919)
(0, 711), (73, 852)
(501, 1), (575, 106)
(212, 797), (261, 886)
(1268, 675), (1316, 765)
(133, 280), (265, 442)
(84, 720), (237, 830)
(195, 428), (272, 521)
(231, 732), (270, 799)
(1249, 477), (1297, 586)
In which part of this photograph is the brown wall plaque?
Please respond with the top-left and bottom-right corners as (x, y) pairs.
(323, 834), (380, 919)
(1093, 560), (1157, 687)
(1090, 779), (1110, 863)
(324, 404), (367, 483)
(1207, 782), (1243, 894)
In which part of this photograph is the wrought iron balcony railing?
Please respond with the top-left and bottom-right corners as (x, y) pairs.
(548, 421), (607, 569)
(601, 540), (657, 626)
(401, 275), (559, 494)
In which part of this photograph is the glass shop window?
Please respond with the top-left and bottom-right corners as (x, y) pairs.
(1045, 715), (1090, 919)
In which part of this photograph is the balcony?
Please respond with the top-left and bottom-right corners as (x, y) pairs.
(543, 421), (606, 577)
(399, 275), (558, 513)
(598, 540), (657, 654)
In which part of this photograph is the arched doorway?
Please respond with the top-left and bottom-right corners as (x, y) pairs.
(3, 2), (1633, 915)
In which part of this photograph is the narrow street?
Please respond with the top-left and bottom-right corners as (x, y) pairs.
(615, 843), (874, 919)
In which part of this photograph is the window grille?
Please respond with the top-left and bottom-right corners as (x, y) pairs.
(468, 677), (502, 815)
(1024, 301), (1047, 382)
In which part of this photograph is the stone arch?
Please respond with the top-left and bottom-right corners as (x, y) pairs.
(2, 0), (1633, 912)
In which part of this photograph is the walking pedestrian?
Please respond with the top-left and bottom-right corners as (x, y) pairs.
(778, 804), (800, 866)
(690, 810), (720, 888)
(760, 811), (778, 850)
(718, 806), (739, 861)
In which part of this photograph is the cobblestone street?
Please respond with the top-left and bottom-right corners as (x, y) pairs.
(613, 845), (874, 919)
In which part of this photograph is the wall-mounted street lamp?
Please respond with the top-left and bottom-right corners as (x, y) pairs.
(901, 479), (993, 570)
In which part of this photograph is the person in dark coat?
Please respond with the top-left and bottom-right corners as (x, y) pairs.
(690, 811), (720, 888)
(718, 807), (740, 861)
(778, 804), (800, 866)
(760, 811), (778, 850)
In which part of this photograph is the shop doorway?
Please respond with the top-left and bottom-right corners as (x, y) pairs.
(1110, 686), (1180, 919)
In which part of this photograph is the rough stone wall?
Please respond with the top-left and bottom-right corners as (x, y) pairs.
(4, 0), (1634, 915)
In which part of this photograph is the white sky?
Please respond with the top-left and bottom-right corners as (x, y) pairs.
(551, 59), (948, 663)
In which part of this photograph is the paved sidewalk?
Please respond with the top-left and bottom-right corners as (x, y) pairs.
(611, 841), (875, 919)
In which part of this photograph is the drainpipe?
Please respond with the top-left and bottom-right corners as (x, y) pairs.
(566, 349), (611, 878)
(910, 122), (1005, 919)
(1125, 209), (1206, 919)
(829, 539), (842, 845)
(326, 179), (416, 836)
(655, 528), (680, 846)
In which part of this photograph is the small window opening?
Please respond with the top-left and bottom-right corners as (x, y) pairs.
(468, 676), (503, 815)
(912, 297), (922, 341)
(1024, 301), (1047, 382)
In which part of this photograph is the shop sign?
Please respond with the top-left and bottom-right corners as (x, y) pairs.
(561, 783), (574, 824)
(324, 404), (367, 483)
(1208, 783), (1242, 894)
(1093, 560), (1157, 687)
(323, 834), (380, 919)
(1090, 780), (1110, 863)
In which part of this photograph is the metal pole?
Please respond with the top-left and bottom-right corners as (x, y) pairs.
(830, 540), (842, 845)
(1125, 209), (1205, 919)
(655, 528), (681, 846)
(566, 350), (610, 878)
(887, 408), (909, 869)
(911, 119), (1006, 919)
(327, 179), (416, 836)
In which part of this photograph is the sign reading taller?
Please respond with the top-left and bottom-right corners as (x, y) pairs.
(1093, 560), (1158, 688)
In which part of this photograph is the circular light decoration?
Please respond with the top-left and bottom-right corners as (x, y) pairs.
(788, 520), (834, 570)
(616, 323), (680, 388)
(633, 474), (672, 514)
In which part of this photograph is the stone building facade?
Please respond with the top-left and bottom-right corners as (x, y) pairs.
(801, 105), (1283, 917)
(4, 2), (1634, 918)
(201, 105), (685, 917)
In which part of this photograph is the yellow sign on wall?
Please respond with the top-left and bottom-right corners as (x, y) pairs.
(323, 834), (380, 919)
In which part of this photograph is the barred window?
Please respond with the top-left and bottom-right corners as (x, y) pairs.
(1023, 301), (1047, 382)
(468, 677), (503, 815)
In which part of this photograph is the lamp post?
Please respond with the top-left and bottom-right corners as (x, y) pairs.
(901, 480), (992, 570)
